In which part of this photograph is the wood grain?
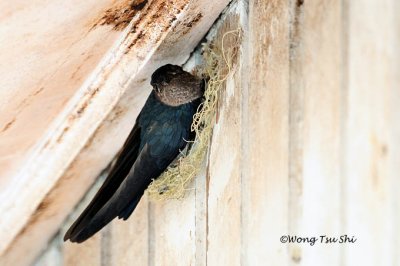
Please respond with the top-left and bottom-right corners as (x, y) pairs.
(205, 7), (244, 266)
(0, 0), (121, 253)
(63, 234), (101, 266)
(288, 0), (344, 265)
(241, 0), (290, 265)
(344, 0), (399, 265)
(105, 197), (149, 266)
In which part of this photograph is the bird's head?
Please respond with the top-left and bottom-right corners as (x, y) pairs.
(150, 64), (204, 106)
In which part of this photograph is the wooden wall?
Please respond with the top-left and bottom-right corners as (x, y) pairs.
(33, 0), (400, 265)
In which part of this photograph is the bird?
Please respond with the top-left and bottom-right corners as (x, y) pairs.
(64, 64), (204, 243)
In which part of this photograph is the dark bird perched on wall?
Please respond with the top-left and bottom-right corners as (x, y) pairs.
(64, 64), (204, 243)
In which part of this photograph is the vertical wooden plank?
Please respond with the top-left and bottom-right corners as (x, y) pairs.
(205, 3), (245, 266)
(63, 234), (101, 266)
(288, 0), (343, 265)
(194, 157), (207, 266)
(61, 177), (104, 266)
(104, 197), (149, 266)
(195, 162), (207, 266)
(149, 191), (196, 266)
(390, 3), (400, 264)
(183, 52), (208, 266)
(344, 0), (399, 265)
(241, 0), (290, 265)
(34, 236), (62, 266)
(287, 1), (305, 265)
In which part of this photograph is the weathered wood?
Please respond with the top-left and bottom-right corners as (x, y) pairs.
(149, 192), (196, 266)
(61, 179), (105, 266)
(105, 196), (149, 266)
(241, 0), (290, 265)
(204, 4), (244, 265)
(33, 237), (63, 266)
(194, 165), (207, 266)
(63, 235), (102, 266)
(288, 0), (343, 265)
(343, 0), (400, 265)
(0, 0), (121, 253)
(0, 0), (232, 263)
(0, 87), (149, 266)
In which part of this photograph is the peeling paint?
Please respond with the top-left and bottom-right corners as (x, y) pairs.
(93, 0), (149, 31)
(131, 0), (148, 11)
(183, 13), (203, 28)
(107, 0), (193, 57)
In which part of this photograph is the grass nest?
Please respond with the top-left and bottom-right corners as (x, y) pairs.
(146, 28), (242, 201)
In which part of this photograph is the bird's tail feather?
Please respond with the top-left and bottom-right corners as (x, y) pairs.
(65, 146), (157, 243)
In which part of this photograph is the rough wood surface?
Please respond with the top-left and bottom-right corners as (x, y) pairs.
(343, 0), (400, 265)
(59, 178), (104, 266)
(241, 0), (290, 265)
(33, 237), (62, 266)
(149, 193), (196, 266)
(105, 196), (149, 266)
(0, 0), (121, 253)
(63, 234), (102, 266)
(205, 12), (243, 266)
(288, 0), (343, 265)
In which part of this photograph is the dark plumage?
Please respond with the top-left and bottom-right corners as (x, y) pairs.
(64, 64), (203, 243)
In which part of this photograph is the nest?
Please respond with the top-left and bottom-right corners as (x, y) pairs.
(146, 28), (242, 201)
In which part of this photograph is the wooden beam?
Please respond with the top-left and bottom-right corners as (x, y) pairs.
(0, 0), (231, 263)
(0, 0), (122, 254)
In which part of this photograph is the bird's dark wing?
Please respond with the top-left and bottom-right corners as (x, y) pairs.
(66, 119), (187, 243)
(64, 122), (141, 242)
